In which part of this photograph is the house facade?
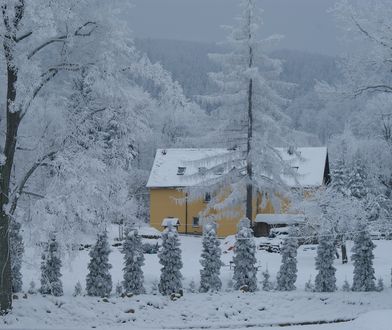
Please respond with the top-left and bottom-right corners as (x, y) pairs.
(146, 147), (330, 237)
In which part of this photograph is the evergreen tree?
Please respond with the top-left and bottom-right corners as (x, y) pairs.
(262, 268), (272, 291)
(351, 222), (376, 291)
(314, 232), (337, 292)
(122, 229), (145, 295)
(233, 218), (257, 292)
(376, 277), (384, 292)
(342, 279), (351, 292)
(331, 158), (349, 195)
(28, 280), (37, 295)
(348, 157), (367, 200)
(199, 223), (223, 293)
(40, 234), (63, 296)
(276, 227), (298, 291)
(86, 231), (112, 297)
(305, 277), (314, 292)
(73, 281), (82, 297)
(10, 219), (24, 293)
(158, 225), (183, 295)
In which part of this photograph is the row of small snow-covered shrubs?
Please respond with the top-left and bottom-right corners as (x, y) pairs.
(25, 216), (389, 298)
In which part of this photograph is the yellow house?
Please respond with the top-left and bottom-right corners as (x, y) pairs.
(146, 147), (330, 237)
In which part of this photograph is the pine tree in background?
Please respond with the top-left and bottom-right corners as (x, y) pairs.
(342, 279), (351, 292)
(199, 223), (223, 293)
(276, 227), (298, 291)
(10, 219), (24, 293)
(73, 281), (82, 297)
(305, 277), (314, 292)
(28, 281), (37, 294)
(348, 156), (367, 200)
(331, 158), (349, 195)
(40, 234), (63, 296)
(122, 229), (145, 295)
(351, 222), (376, 291)
(376, 278), (384, 292)
(314, 232), (337, 292)
(233, 218), (257, 292)
(158, 225), (183, 295)
(86, 231), (112, 297)
(262, 268), (272, 291)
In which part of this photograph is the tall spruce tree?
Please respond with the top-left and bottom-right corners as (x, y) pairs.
(314, 231), (337, 292)
(158, 225), (183, 295)
(86, 231), (112, 297)
(233, 218), (257, 292)
(122, 229), (145, 295)
(276, 227), (298, 291)
(40, 234), (63, 296)
(352, 222), (376, 291)
(199, 223), (223, 293)
(10, 219), (24, 293)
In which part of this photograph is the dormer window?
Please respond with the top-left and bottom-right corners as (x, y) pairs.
(177, 167), (186, 175)
(198, 167), (207, 175)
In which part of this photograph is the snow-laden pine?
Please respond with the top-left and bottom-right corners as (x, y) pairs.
(158, 225), (183, 295)
(276, 227), (298, 291)
(39, 234), (63, 296)
(122, 229), (145, 295)
(314, 231), (337, 292)
(86, 231), (112, 297)
(262, 268), (272, 291)
(233, 218), (257, 292)
(199, 223), (223, 292)
(351, 222), (376, 291)
(10, 219), (24, 293)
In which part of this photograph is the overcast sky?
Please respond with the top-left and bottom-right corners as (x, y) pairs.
(128, 0), (340, 56)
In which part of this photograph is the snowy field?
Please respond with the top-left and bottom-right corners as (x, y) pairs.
(3, 226), (392, 330)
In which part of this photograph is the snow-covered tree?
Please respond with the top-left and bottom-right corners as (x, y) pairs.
(261, 268), (272, 291)
(351, 222), (376, 291)
(342, 279), (351, 292)
(376, 278), (384, 292)
(276, 227), (298, 291)
(199, 223), (223, 293)
(186, 0), (298, 223)
(39, 234), (63, 296)
(305, 277), (314, 292)
(233, 218), (257, 292)
(10, 219), (24, 293)
(158, 225), (183, 295)
(86, 231), (112, 297)
(122, 229), (145, 295)
(73, 282), (83, 297)
(314, 231), (337, 292)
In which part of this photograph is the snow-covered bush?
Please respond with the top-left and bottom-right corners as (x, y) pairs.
(233, 218), (257, 292)
(158, 225), (183, 295)
(199, 223), (223, 293)
(351, 222), (376, 291)
(342, 279), (351, 292)
(305, 277), (314, 292)
(86, 231), (112, 297)
(276, 227), (298, 291)
(40, 234), (63, 296)
(376, 278), (384, 292)
(314, 232), (337, 292)
(28, 281), (37, 295)
(122, 229), (145, 295)
(116, 282), (123, 297)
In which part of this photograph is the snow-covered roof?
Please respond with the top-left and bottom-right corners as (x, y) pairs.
(147, 147), (328, 188)
(275, 147), (328, 187)
(147, 148), (235, 188)
(161, 218), (180, 227)
(255, 214), (305, 225)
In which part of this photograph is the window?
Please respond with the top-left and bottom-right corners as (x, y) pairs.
(177, 167), (186, 175)
(204, 193), (211, 203)
(198, 167), (207, 175)
(214, 166), (224, 176)
(192, 217), (200, 227)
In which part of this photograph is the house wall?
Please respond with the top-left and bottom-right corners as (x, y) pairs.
(150, 188), (260, 237)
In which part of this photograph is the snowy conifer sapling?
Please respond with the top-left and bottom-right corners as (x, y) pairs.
(276, 227), (298, 291)
(86, 231), (112, 297)
(351, 222), (376, 291)
(262, 268), (272, 291)
(314, 231), (337, 292)
(40, 234), (63, 296)
(200, 223), (223, 293)
(233, 218), (257, 292)
(122, 229), (145, 295)
(158, 224), (183, 295)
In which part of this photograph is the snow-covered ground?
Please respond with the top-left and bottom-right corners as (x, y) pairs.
(3, 225), (392, 329)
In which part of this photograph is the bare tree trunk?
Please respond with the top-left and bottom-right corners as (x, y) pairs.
(341, 243), (348, 264)
(0, 1), (23, 312)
